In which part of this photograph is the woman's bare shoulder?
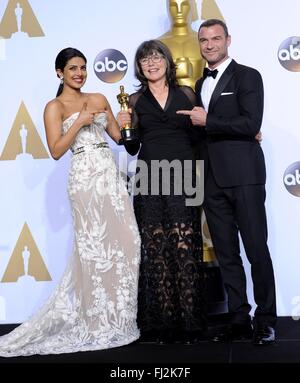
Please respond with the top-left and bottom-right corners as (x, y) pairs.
(86, 92), (108, 107)
(44, 98), (63, 112)
(44, 98), (64, 120)
(86, 92), (106, 101)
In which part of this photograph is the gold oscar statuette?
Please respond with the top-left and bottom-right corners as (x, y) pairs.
(117, 85), (138, 142)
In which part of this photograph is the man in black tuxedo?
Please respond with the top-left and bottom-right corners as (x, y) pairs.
(177, 19), (276, 345)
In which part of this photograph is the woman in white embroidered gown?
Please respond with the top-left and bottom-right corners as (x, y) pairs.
(0, 48), (140, 357)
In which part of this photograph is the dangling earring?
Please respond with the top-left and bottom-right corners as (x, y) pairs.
(60, 77), (64, 84)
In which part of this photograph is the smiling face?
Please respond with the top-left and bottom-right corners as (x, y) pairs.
(198, 24), (231, 68)
(140, 50), (167, 83)
(57, 56), (87, 90)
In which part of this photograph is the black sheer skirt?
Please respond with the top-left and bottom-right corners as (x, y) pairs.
(133, 160), (207, 334)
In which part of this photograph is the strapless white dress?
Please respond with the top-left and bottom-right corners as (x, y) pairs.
(0, 112), (141, 356)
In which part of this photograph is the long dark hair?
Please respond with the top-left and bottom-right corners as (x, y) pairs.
(55, 47), (87, 97)
(134, 39), (177, 91)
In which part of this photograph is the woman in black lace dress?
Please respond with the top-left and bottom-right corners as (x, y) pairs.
(117, 40), (206, 344)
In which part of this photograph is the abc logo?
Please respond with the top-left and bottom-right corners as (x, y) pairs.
(283, 162), (300, 197)
(278, 36), (300, 71)
(94, 49), (128, 83)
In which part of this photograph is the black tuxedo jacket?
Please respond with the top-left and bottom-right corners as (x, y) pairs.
(195, 59), (266, 188)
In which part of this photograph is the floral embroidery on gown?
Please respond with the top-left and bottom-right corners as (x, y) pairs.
(0, 112), (140, 357)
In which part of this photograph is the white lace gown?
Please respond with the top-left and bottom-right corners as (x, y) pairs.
(0, 112), (141, 357)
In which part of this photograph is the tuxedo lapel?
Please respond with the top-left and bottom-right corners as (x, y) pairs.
(195, 78), (205, 107)
(208, 60), (236, 113)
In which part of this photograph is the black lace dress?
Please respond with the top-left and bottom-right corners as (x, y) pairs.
(125, 86), (206, 337)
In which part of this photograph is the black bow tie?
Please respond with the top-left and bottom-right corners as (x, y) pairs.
(203, 67), (218, 79)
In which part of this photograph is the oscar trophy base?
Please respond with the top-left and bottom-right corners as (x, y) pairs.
(121, 128), (139, 142)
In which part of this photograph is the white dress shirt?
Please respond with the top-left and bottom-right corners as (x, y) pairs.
(201, 57), (232, 112)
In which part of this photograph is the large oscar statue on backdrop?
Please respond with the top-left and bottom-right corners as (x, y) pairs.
(157, 0), (224, 90)
(158, 0), (206, 89)
(158, 0), (227, 315)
